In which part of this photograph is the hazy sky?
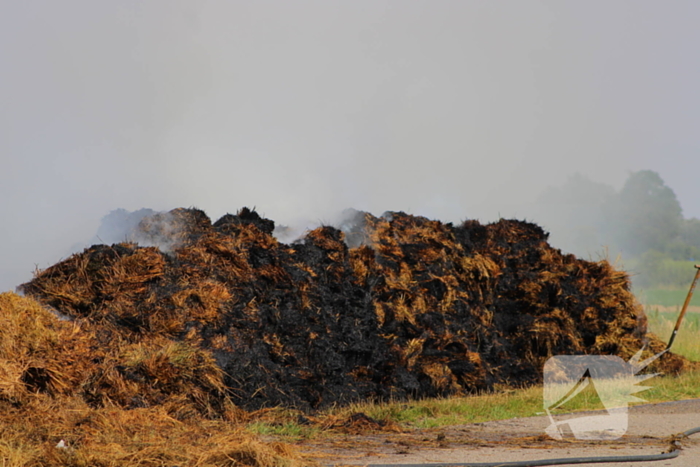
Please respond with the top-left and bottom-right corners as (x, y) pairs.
(2, 1), (699, 291)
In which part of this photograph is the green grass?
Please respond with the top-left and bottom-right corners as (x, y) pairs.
(247, 421), (320, 440)
(247, 370), (700, 437)
(645, 309), (700, 361)
(337, 387), (544, 429)
(643, 368), (700, 401)
(635, 287), (700, 361)
(280, 369), (697, 435)
(636, 288), (700, 307)
(374, 372), (694, 427)
(254, 369), (697, 438)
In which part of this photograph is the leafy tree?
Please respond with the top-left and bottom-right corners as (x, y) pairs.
(605, 170), (683, 256)
(681, 218), (700, 254)
(630, 250), (695, 288)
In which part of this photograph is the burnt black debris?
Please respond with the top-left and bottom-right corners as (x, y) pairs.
(20, 207), (688, 412)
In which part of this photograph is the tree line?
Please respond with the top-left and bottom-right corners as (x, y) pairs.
(533, 170), (700, 289)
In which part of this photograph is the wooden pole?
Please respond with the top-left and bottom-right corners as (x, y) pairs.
(666, 265), (700, 351)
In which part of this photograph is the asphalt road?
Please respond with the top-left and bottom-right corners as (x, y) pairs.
(304, 399), (700, 467)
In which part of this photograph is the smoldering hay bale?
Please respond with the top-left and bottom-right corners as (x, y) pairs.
(19, 207), (692, 412)
(0, 292), (231, 419)
(0, 293), (95, 403)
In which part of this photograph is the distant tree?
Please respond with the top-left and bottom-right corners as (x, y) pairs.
(606, 170), (683, 256)
(679, 218), (700, 260)
(681, 218), (700, 249)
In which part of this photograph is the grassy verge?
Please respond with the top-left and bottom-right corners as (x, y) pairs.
(637, 287), (700, 361)
(636, 287), (700, 308)
(350, 371), (700, 428)
(646, 308), (700, 361)
(643, 367), (700, 401)
(246, 369), (700, 438)
(328, 387), (542, 430)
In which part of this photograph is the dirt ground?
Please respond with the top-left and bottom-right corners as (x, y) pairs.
(301, 399), (700, 467)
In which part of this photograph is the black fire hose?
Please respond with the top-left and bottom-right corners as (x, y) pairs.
(353, 425), (700, 467)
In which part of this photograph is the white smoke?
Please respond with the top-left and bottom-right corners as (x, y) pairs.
(2, 2), (699, 291)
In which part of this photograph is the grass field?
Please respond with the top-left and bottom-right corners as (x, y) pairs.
(355, 369), (700, 429)
(636, 287), (700, 308)
(246, 369), (700, 438)
(646, 309), (700, 360)
(638, 287), (700, 361)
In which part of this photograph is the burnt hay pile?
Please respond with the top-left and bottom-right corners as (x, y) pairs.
(16, 207), (688, 412)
